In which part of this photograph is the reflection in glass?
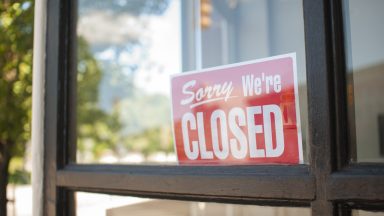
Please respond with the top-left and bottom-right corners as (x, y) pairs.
(76, 0), (308, 164)
(353, 210), (384, 216)
(198, 0), (308, 163)
(343, 0), (384, 162)
(76, 192), (310, 216)
(76, 0), (181, 163)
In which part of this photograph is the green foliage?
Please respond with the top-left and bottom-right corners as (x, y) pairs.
(9, 169), (30, 184)
(119, 92), (173, 157)
(77, 37), (124, 161)
(0, 0), (33, 156)
(125, 126), (173, 157)
(0, 0), (175, 166)
(76, 41), (175, 161)
(78, 31), (174, 162)
(8, 154), (30, 185)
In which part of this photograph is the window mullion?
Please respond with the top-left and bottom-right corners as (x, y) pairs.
(303, 0), (337, 215)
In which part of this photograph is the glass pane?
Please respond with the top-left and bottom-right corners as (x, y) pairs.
(76, 0), (308, 164)
(198, 0), (308, 163)
(353, 210), (384, 216)
(76, 0), (181, 164)
(76, 192), (310, 216)
(343, 0), (384, 162)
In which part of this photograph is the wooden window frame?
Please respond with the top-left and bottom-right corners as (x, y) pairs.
(40, 0), (384, 215)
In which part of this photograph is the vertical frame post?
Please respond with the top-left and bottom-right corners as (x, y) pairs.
(32, 0), (47, 215)
(303, 0), (336, 215)
(44, 0), (60, 214)
(44, 0), (75, 215)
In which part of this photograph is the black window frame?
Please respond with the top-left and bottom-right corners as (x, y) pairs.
(41, 0), (384, 215)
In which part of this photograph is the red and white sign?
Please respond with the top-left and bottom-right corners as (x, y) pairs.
(171, 53), (303, 165)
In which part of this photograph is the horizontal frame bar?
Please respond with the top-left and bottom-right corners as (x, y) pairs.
(328, 165), (384, 201)
(57, 164), (315, 203)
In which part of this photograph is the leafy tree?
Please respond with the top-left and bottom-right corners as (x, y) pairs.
(0, 0), (174, 214)
(0, 0), (33, 215)
(0, 2), (122, 215)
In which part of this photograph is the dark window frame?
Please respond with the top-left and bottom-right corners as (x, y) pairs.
(42, 0), (384, 215)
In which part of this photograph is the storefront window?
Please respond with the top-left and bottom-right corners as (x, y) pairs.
(37, 0), (384, 214)
(76, 0), (308, 164)
(343, 0), (384, 162)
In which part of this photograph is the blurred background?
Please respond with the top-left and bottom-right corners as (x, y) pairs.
(1, 0), (384, 215)
(1, 0), (33, 215)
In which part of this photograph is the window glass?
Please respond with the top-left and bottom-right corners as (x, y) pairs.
(76, 192), (310, 216)
(76, 0), (308, 164)
(76, 0), (181, 164)
(353, 210), (384, 216)
(343, 0), (384, 162)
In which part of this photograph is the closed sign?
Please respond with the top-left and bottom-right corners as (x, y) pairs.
(171, 53), (303, 165)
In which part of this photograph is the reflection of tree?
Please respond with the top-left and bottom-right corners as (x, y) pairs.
(79, 0), (170, 16)
(118, 92), (173, 157)
(125, 127), (173, 157)
(77, 1), (176, 162)
(77, 0), (172, 111)
(77, 37), (123, 161)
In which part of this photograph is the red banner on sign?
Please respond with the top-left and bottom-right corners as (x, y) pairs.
(171, 53), (303, 165)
